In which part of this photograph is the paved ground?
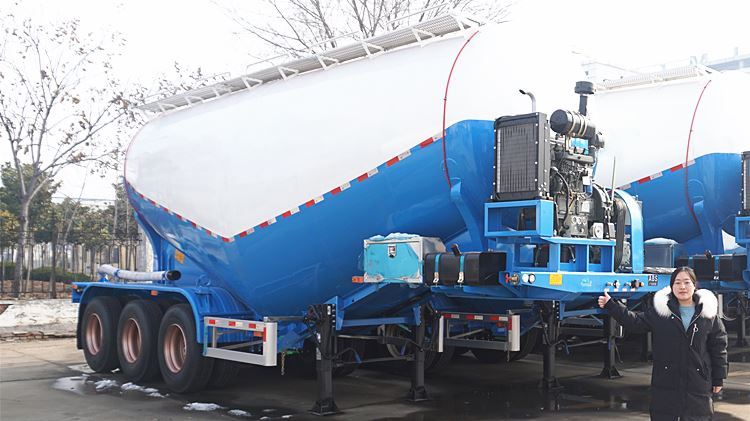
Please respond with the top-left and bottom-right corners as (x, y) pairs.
(1, 337), (749, 420)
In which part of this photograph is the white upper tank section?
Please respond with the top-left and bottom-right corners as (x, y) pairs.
(590, 70), (750, 187)
(125, 22), (584, 238)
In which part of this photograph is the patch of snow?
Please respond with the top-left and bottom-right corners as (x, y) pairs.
(119, 382), (164, 397)
(183, 402), (225, 412)
(120, 382), (141, 391)
(262, 409), (276, 413)
(282, 416), (293, 419)
(0, 299), (78, 327)
(94, 379), (118, 391)
(228, 409), (252, 417)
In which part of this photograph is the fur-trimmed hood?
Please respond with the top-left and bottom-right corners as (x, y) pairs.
(653, 286), (718, 319)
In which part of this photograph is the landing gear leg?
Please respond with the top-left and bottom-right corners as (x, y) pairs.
(600, 316), (622, 378)
(407, 305), (429, 402)
(540, 301), (561, 390)
(309, 304), (340, 416)
(737, 294), (748, 348)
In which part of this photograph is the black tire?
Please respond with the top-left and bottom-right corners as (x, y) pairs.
(295, 338), (363, 378)
(471, 327), (541, 364)
(207, 359), (242, 389)
(383, 324), (455, 373)
(82, 296), (122, 373)
(425, 345), (455, 372)
(471, 347), (505, 364)
(157, 304), (214, 393)
(117, 300), (163, 382)
(453, 347), (471, 358)
(333, 337), (366, 377)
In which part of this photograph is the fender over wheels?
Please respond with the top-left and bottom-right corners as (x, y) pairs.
(82, 297), (122, 373)
(117, 300), (163, 382)
(158, 304), (214, 393)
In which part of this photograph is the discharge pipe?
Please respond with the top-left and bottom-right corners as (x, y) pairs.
(97, 264), (181, 282)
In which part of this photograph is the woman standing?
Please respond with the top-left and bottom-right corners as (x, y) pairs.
(598, 267), (728, 420)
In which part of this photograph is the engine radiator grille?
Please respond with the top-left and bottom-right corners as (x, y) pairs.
(493, 113), (551, 201)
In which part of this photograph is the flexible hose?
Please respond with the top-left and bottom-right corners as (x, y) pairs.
(97, 264), (180, 282)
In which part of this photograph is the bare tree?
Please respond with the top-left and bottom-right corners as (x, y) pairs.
(0, 14), (141, 296)
(218, 0), (511, 58)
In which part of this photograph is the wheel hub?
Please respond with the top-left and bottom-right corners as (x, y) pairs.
(85, 313), (103, 355)
(121, 318), (142, 364)
(164, 323), (187, 373)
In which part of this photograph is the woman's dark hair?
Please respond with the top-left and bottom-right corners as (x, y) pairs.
(670, 266), (697, 288)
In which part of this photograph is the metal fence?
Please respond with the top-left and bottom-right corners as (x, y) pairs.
(0, 238), (147, 298)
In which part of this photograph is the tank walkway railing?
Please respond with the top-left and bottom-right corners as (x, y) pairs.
(596, 64), (713, 91)
(137, 10), (484, 113)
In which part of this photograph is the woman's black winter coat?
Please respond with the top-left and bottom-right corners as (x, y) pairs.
(605, 286), (728, 417)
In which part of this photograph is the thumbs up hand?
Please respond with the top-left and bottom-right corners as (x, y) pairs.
(598, 290), (611, 309)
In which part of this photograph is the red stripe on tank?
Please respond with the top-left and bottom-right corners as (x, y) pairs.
(419, 137), (435, 148)
(669, 163), (684, 172)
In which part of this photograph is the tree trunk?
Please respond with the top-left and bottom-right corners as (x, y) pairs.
(62, 243), (67, 281)
(125, 241), (130, 271)
(1, 246), (5, 294)
(12, 201), (30, 297)
(90, 247), (95, 279)
(25, 241), (34, 293)
(49, 237), (58, 299)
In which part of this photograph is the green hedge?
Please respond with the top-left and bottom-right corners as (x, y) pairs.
(0, 263), (91, 283)
(0, 262), (24, 278)
(30, 267), (91, 283)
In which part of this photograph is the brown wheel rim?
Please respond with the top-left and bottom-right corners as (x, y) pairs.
(121, 317), (142, 364)
(85, 313), (103, 355)
(164, 323), (187, 374)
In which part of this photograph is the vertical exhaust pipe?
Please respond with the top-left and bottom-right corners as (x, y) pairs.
(519, 89), (536, 112)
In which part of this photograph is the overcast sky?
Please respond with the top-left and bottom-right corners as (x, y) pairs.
(3, 0), (749, 201)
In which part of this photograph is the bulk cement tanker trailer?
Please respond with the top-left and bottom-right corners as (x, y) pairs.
(70, 13), (750, 414)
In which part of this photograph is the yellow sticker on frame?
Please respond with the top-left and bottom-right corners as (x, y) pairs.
(175, 250), (185, 264)
(549, 273), (562, 286)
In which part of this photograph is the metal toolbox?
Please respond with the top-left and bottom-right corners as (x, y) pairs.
(363, 236), (445, 283)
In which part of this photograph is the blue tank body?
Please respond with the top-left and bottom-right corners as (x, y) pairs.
(127, 120), (495, 317)
(622, 153), (742, 255)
